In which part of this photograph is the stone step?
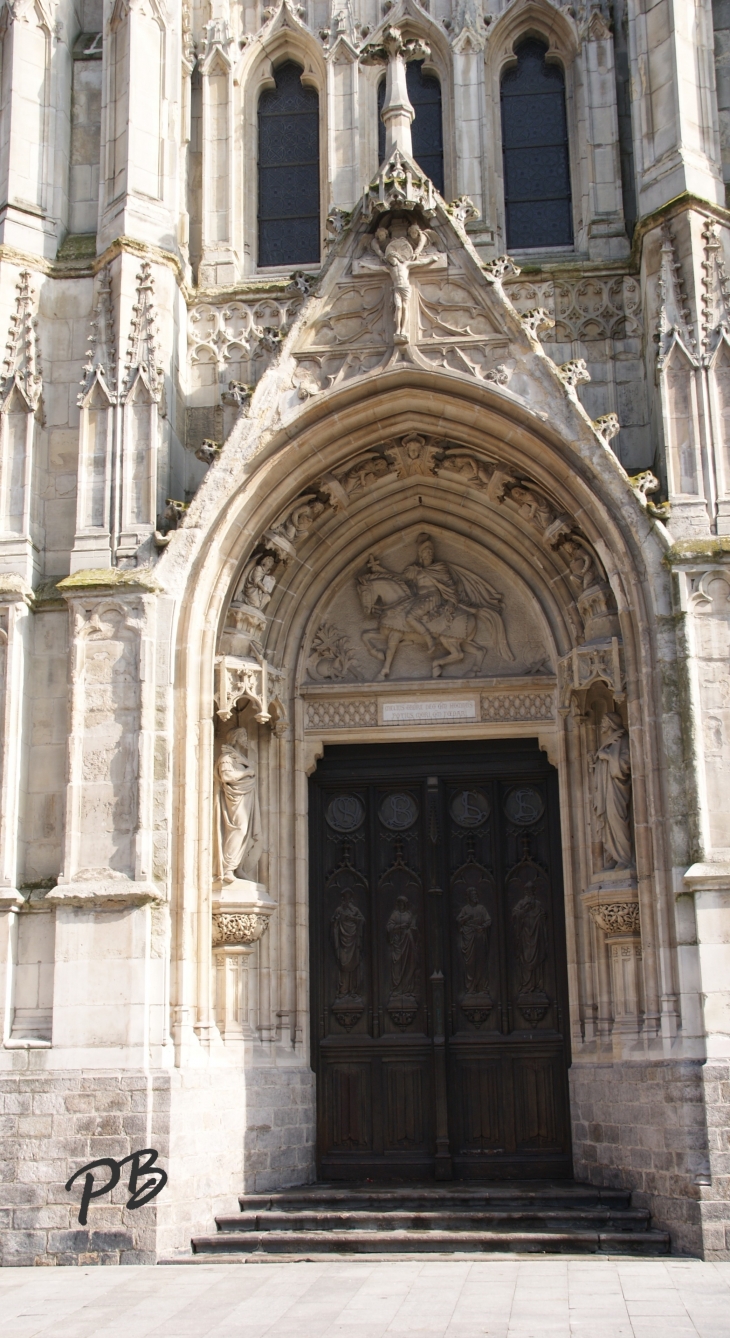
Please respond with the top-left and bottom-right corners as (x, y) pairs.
(238, 1183), (633, 1213)
(191, 1228), (671, 1257)
(217, 1208), (653, 1234)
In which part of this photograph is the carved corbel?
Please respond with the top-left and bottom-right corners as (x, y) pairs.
(214, 652), (287, 731)
(557, 636), (625, 713)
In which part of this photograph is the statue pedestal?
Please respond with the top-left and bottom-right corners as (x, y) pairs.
(212, 881), (276, 1044)
(583, 870), (642, 1043)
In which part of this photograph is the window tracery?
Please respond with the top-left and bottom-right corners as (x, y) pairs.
(500, 37), (573, 250)
(257, 60), (320, 267)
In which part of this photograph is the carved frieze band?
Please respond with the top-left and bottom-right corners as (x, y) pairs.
(304, 688), (556, 731)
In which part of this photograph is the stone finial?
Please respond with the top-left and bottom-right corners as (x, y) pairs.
(361, 25), (430, 161)
(2, 270), (42, 412)
(123, 261), (163, 402)
(79, 266), (117, 405)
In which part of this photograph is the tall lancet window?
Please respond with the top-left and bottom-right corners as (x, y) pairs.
(257, 61), (320, 267)
(378, 61), (444, 194)
(500, 39), (573, 250)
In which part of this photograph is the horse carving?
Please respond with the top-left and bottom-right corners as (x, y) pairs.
(357, 534), (514, 679)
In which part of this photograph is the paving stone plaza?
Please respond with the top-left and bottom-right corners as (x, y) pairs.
(4, 1258), (730, 1336)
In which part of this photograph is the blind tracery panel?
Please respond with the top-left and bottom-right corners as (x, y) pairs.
(500, 39), (573, 250)
(378, 61), (444, 194)
(258, 61), (320, 268)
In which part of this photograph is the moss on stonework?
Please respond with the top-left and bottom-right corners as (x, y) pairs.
(56, 233), (97, 261)
(57, 567), (162, 592)
(664, 537), (730, 566)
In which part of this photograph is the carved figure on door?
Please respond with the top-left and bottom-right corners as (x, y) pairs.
(386, 895), (420, 996)
(214, 728), (262, 883)
(590, 710), (633, 870)
(456, 889), (492, 995)
(511, 881), (548, 992)
(331, 889), (365, 999)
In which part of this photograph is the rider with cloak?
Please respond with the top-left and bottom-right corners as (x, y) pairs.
(403, 533), (512, 662)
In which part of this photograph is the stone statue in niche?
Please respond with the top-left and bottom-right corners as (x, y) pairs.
(457, 889), (492, 995)
(331, 889), (366, 999)
(512, 881), (548, 994)
(386, 895), (420, 1006)
(214, 728), (263, 884)
(241, 554), (276, 611)
(360, 220), (440, 344)
(591, 711), (633, 870)
(358, 532), (513, 679)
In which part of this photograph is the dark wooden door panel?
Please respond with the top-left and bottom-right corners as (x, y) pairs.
(310, 740), (571, 1180)
(455, 1058), (508, 1154)
(325, 1061), (372, 1151)
(384, 1060), (431, 1151)
(513, 1054), (566, 1151)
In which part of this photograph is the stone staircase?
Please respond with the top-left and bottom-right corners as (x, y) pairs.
(190, 1182), (671, 1258)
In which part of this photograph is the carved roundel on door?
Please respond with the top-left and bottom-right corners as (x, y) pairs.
(379, 793), (418, 830)
(325, 795), (365, 832)
(504, 786), (544, 826)
(450, 790), (490, 828)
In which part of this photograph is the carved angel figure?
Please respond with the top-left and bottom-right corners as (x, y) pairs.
(591, 711), (633, 870)
(241, 554), (276, 611)
(331, 889), (365, 999)
(214, 728), (263, 883)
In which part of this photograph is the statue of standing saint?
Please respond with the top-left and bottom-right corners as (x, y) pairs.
(456, 889), (492, 996)
(331, 890), (365, 1000)
(591, 711), (633, 870)
(214, 728), (263, 883)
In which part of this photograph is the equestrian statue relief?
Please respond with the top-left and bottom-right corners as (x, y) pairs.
(358, 533), (514, 678)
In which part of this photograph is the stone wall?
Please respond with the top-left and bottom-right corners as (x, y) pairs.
(0, 1066), (255, 1265)
(570, 1059), (714, 1258)
(242, 1065), (316, 1194)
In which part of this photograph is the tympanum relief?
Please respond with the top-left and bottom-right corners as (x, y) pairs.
(307, 531), (543, 683)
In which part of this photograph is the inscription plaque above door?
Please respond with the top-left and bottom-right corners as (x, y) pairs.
(310, 739), (571, 1181)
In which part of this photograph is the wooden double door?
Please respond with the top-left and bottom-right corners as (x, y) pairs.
(310, 740), (572, 1180)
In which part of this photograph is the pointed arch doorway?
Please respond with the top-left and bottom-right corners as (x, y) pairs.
(310, 739), (572, 1182)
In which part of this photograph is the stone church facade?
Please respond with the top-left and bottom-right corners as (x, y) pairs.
(1, 0), (730, 1265)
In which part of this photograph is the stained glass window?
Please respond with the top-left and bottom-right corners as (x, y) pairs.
(258, 61), (320, 267)
(500, 39), (573, 250)
(378, 62), (444, 194)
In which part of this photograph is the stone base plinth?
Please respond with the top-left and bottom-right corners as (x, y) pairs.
(0, 1062), (315, 1265)
(570, 1057), (730, 1259)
